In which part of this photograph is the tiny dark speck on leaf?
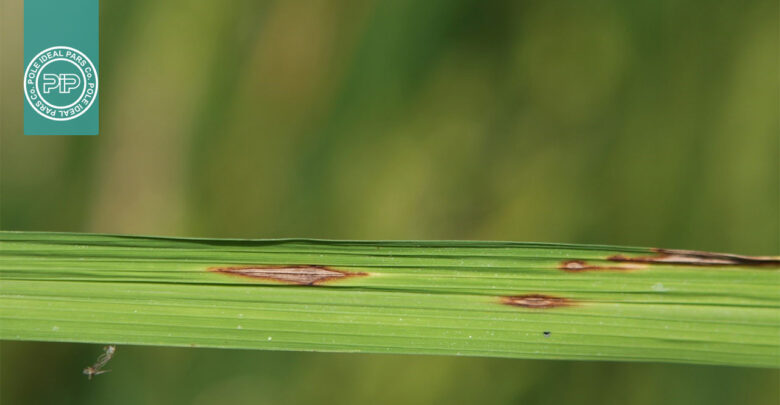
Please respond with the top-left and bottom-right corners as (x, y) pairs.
(543, 331), (551, 337)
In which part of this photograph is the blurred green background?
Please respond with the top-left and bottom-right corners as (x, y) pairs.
(1, 0), (778, 404)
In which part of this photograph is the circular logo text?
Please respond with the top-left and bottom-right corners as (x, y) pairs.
(24, 46), (99, 121)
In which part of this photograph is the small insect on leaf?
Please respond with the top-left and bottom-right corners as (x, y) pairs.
(83, 345), (116, 380)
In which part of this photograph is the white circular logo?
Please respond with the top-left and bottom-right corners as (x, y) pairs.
(24, 46), (99, 121)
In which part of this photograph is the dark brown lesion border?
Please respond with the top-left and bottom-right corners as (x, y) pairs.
(559, 260), (645, 272)
(560, 248), (779, 272)
(608, 248), (780, 267)
(209, 265), (368, 286)
(500, 294), (574, 309)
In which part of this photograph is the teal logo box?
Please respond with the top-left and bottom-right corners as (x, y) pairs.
(24, 0), (99, 135)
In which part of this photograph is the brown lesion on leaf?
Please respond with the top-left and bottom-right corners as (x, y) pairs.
(209, 265), (367, 285)
(501, 294), (574, 309)
(560, 249), (779, 272)
(559, 260), (646, 272)
(608, 249), (780, 268)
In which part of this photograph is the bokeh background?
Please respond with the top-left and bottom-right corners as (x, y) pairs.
(1, 0), (778, 404)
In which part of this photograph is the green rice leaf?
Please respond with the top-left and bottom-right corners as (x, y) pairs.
(1, 231), (777, 367)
